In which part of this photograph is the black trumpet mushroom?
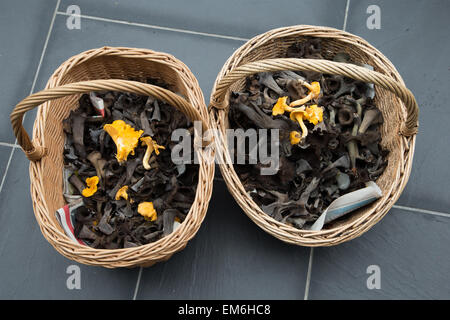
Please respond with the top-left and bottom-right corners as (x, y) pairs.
(227, 38), (389, 230)
(62, 78), (199, 249)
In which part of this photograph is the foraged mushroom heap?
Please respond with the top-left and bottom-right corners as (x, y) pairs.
(63, 78), (198, 249)
(229, 38), (389, 229)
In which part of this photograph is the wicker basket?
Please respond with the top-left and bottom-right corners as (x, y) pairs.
(209, 25), (419, 246)
(10, 47), (214, 268)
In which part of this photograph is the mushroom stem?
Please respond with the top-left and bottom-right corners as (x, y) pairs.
(289, 94), (313, 107)
(298, 118), (308, 139)
(289, 80), (321, 107)
(293, 113), (308, 138)
(72, 113), (86, 158)
(328, 106), (336, 125)
(347, 140), (358, 170)
(69, 174), (86, 194)
(359, 108), (381, 134)
(347, 112), (361, 171)
(87, 151), (106, 180)
(141, 136), (165, 170)
(142, 144), (154, 170)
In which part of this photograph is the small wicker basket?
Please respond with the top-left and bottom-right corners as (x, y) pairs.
(10, 47), (214, 268)
(209, 25), (419, 246)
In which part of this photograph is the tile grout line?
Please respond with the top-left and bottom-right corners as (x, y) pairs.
(393, 205), (450, 219)
(56, 11), (249, 42)
(132, 267), (143, 300)
(0, 0), (60, 194)
(303, 248), (314, 300)
(342, 0), (351, 31)
(0, 142), (20, 149)
(304, 0), (351, 300)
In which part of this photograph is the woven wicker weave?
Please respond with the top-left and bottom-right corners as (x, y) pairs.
(209, 25), (418, 246)
(10, 47), (214, 268)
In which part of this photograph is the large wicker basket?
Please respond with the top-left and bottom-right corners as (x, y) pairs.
(10, 47), (214, 268)
(209, 25), (419, 246)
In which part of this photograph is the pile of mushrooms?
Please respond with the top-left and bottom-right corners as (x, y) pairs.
(63, 78), (198, 249)
(229, 38), (388, 229)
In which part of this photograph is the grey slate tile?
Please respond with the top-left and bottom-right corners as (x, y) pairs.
(137, 180), (310, 300)
(0, 149), (138, 299)
(0, 0), (58, 143)
(59, 0), (347, 39)
(0, 146), (13, 179)
(345, 0), (450, 213)
(309, 208), (450, 299)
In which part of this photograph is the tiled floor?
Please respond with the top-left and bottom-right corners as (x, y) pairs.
(0, 0), (448, 299)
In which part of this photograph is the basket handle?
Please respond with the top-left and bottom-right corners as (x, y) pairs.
(210, 58), (418, 136)
(11, 79), (208, 162)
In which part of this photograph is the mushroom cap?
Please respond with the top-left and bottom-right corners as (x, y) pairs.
(82, 176), (99, 197)
(115, 185), (129, 201)
(289, 106), (306, 121)
(289, 131), (301, 145)
(309, 81), (321, 99)
(304, 104), (324, 125)
(272, 96), (289, 116)
(103, 120), (143, 163)
(140, 136), (165, 156)
(140, 135), (153, 145)
(138, 202), (157, 221)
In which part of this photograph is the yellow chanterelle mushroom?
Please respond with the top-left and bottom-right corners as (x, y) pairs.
(289, 81), (321, 107)
(289, 131), (301, 145)
(140, 136), (165, 170)
(82, 176), (99, 197)
(290, 107), (309, 139)
(304, 104), (323, 125)
(137, 202), (157, 221)
(103, 120), (143, 164)
(289, 105), (324, 140)
(272, 96), (294, 116)
(115, 185), (129, 201)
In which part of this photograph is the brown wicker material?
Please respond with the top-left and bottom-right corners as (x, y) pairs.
(10, 47), (214, 268)
(209, 25), (419, 246)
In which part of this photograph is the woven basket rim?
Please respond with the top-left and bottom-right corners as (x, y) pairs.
(22, 46), (215, 267)
(209, 25), (417, 246)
